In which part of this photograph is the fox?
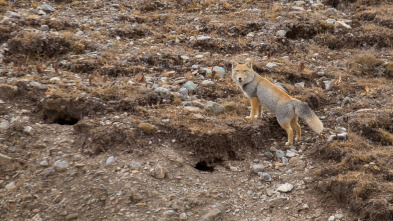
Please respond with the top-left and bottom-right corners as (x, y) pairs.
(232, 61), (323, 146)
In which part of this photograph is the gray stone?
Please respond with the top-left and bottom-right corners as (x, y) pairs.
(328, 216), (335, 221)
(106, 156), (116, 165)
(286, 149), (297, 158)
(178, 87), (189, 96)
(205, 102), (225, 114)
(161, 119), (170, 124)
(8, 146), (15, 152)
(197, 35), (211, 41)
(195, 55), (204, 59)
(292, 6), (305, 11)
(277, 183), (294, 193)
(326, 18), (336, 24)
(53, 160), (69, 171)
(327, 132), (348, 142)
(43, 167), (56, 177)
(276, 30), (287, 37)
(295, 82), (305, 88)
(201, 67), (213, 75)
(184, 106), (201, 112)
(323, 80), (333, 90)
(163, 210), (175, 216)
(30, 81), (47, 90)
(335, 214), (344, 219)
(23, 126), (33, 135)
(266, 62), (278, 69)
(252, 164), (265, 174)
(37, 10), (47, 16)
(202, 208), (222, 221)
(337, 127), (346, 133)
(0, 120), (10, 130)
(40, 160), (49, 167)
(130, 162), (141, 168)
(49, 77), (61, 82)
(40, 4), (55, 13)
(65, 213), (78, 220)
(191, 64), (199, 69)
(154, 87), (170, 94)
(267, 197), (288, 208)
(41, 25), (49, 31)
(201, 80), (214, 86)
(6, 11), (21, 19)
(275, 149), (285, 158)
(183, 81), (197, 92)
(258, 172), (272, 181)
(212, 66), (225, 78)
(180, 55), (190, 60)
(179, 212), (188, 220)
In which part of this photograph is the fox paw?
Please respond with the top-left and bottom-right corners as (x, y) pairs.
(285, 142), (292, 146)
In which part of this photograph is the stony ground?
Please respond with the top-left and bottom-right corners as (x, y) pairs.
(0, 0), (393, 220)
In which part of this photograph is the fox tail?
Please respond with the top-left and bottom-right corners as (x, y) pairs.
(294, 100), (323, 134)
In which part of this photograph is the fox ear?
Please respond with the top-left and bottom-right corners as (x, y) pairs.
(246, 61), (252, 69)
(231, 61), (238, 68)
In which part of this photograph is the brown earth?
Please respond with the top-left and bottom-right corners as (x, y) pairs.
(0, 0), (392, 220)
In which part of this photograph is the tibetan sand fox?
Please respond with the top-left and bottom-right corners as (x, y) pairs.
(232, 61), (323, 146)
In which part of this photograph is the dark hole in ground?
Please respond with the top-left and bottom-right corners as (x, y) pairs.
(52, 115), (80, 125)
(194, 161), (215, 172)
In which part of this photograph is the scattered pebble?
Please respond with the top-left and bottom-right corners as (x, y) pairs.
(277, 183), (294, 193)
(151, 164), (166, 179)
(275, 149), (285, 158)
(252, 164), (265, 174)
(202, 208), (222, 221)
(183, 81), (197, 92)
(53, 160), (69, 171)
(106, 156), (116, 165)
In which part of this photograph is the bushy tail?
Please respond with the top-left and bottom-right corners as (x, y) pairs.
(293, 100), (323, 134)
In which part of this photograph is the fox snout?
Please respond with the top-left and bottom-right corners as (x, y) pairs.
(238, 77), (243, 83)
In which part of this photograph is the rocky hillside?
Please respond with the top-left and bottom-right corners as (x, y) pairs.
(0, 0), (392, 220)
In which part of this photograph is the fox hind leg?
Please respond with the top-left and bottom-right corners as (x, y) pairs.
(256, 103), (262, 118)
(280, 121), (293, 146)
(290, 117), (301, 142)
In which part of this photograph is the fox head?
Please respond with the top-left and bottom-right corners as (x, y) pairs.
(231, 61), (255, 85)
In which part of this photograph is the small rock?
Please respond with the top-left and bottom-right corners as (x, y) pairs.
(30, 213), (43, 221)
(8, 146), (16, 152)
(266, 189), (275, 196)
(23, 126), (34, 135)
(277, 183), (294, 193)
(163, 210), (175, 216)
(30, 81), (47, 90)
(295, 82), (305, 88)
(326, 18), (336, 24)
(202, 208), (222, 221)
(252, 164), (265, 174)
(286, 149), (297, 158)
(130, 162), (141, 168)
(201, 80), (214, 86)
(43, 167), (56, 177)
(179, 212), (188, 220)
(65, 213), (78, 220)
(106, 156), (116, 165)
(197, 35), (211, 41)
(53, 160), (69, 171)
(302, 203), (309, 210)
(178, 87), (189, 96)
(183, 81), (197, 92)
(212, 66), (225, 78)
(341, 96), (351, 107)
(266, 62), (278, 69)
(0, 120), (10, 130)
(205, 102), (225, 114)
(337, 127), (346, 133)
(268, 197), (288, 208)
(275, 149), (285, 158)
(258, 172), (272, 181)
(273, 82), (287, 92)
(5, 181), (15, 190)
(161, 119), (170, 124)
(191, 64), (199, 69)
(195, 55), (204, 59)
(335, 214), (344, 219)
(154, 87), (170, 94)
(328, 216), (335, 221)
(6, 11), (21, 19)
(37, 10), (47, 16)
(323, 80), (333, 90)
(265, 151), (274, 158)
(327, 132), (348, 142)
(49, 77), (61, 82)
(292, 6), (305, 11)
(40, 4), (55, 13)
(151, 164), (166, 179)
(41, 25), (49, 31)
(40, 160), (49, 167)
(181, 55), (190, 60)
(184, 106), (201, 112)
(276, 30), (287, 37)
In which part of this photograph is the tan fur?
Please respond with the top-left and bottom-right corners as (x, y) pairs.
(232, 61), (323, 145)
